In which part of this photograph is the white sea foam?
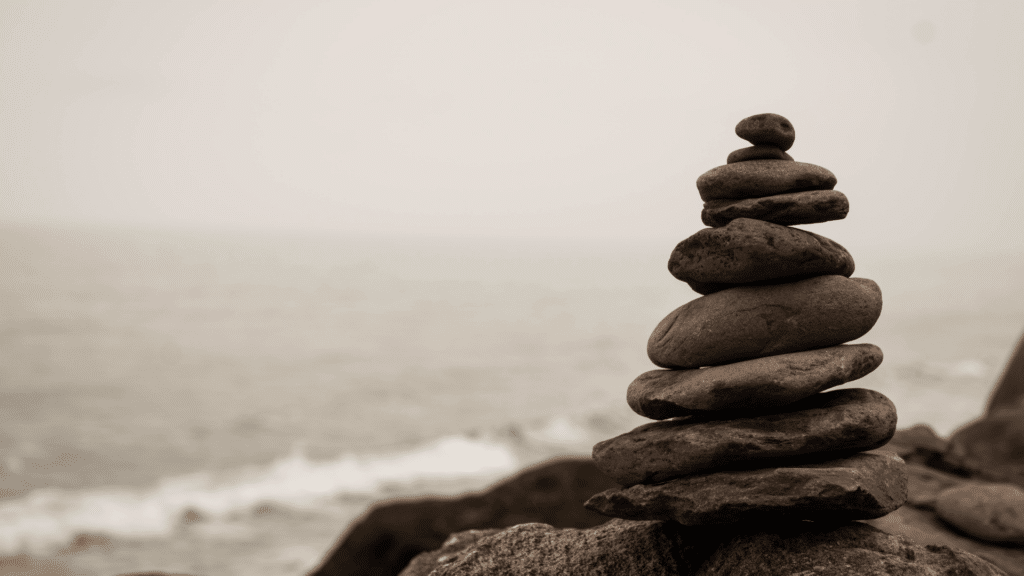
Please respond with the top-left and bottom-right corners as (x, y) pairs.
(0, 435), (519, 556)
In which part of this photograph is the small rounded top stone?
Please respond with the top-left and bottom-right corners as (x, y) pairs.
(736, 113), (796, 151)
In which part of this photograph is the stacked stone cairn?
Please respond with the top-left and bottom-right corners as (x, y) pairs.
(584, 113), (909, 528)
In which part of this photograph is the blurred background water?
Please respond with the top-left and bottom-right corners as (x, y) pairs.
(1, 223), (1021, 575)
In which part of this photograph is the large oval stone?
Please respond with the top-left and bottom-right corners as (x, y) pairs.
(697, 161), (837, 201)
(668, 218), (854, 293)
(736, 113), (796, 151)
(627, 344), (882, 420)
(585, 451), (907, 525)
(935, 482), (1024, 544)
(592, 388), (898, 487)
(702, 189), (849, 227)
(648, 275), (882, 369)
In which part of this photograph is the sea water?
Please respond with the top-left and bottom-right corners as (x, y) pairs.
(0, 224), (1021, 576)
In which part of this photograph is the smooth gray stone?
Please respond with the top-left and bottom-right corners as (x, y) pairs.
(726, 145), (794, 163)
(735, 113), (796, 151)
(627, 344), (882, 420)
(935, 482), (1024, 544)
(702, 189), (849, 227)
(592, 388), (898, 487)
(585, 452), (908, 525)
(668, 218), (854, 294)
(648, 275), (882, 370)
(697, 160), (837, 201)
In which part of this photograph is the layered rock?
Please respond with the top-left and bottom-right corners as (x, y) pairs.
(587, 113), (906, 533)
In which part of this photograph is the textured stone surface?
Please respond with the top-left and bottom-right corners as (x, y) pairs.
(697, 522), (1007, 576)
(400, 519), (711, 576)
(310, 458), (616, 576)
(668, 218), (854, 294)
(627, 344), (882, 419)
(935, 482), (1024, 544)
(943, 408), (1024, 487)
(867, 504), (1024, 576)
(648, 275), (882, 370)
(734, 113), (796, 151)
(399, 529), (500, 576)
(906, 463), (967, 509)
(702, 189), (849, 227)
(697, 160), (836, 201)
(726, 145), (794, 163)
(593, 388), (897, 487)
(586, 452), (908, 525)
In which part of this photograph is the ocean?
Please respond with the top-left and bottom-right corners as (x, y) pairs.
(1, 223), (1021, 576)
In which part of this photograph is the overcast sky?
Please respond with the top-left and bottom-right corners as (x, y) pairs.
(1, 1), (1022, 255)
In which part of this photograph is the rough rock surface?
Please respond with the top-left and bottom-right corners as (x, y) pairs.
(398, 529), (500, 576)
(696, 160), (836, 201)
(734, 113), (796, 151)
(726, 145), (794, 163)
(935, 482), (1024, 544)
(627, 344), (882, 419)
(943, 408), (1024, 487)
(906, 462), (968, 509)
(593, 388), (897, 487)
(701, 189), (849, 227)
(867, 504), (1024, 576)
(668, 218), (854, 293)
(310, 458), (616, 576)
(648, 275), (882, 369)
(585, 452), (907, 525)
(987, 331), (1024, 414)
(698, 522), (1007, 576)
(399, 519), (711, 576)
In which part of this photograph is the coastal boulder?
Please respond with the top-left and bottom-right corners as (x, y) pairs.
(935, 482), (1024, 544)
(943, 408), (1024, 486)
(310, 458), (616, 576)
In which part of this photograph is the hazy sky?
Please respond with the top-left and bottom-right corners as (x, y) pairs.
(1, 1), (1022, 254)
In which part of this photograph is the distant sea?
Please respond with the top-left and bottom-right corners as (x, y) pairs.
(1, 223), (1021, 576)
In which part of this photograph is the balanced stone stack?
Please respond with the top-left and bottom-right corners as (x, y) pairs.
(584, 113), (908, 527)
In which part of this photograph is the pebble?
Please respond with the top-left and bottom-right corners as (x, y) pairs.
(935, 482), (1024, 544)
(585, 452), (907, 525)
(627, 344), (882, 420)
(668, 218), (854, 294)
(727, 145), (794, 164)
(648, 275), (882, 370)
(701, 190), (849, 227)
(592, 388), (898, 487)
(697, 161), (837, 201)
(735, 113), (796, 151)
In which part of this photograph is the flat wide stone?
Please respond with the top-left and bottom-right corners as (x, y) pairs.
(702, 189), (849, 227)
(726, 145), (794, 163)
(648, 275), (882, 370)
(697, 160), (837, 201)
(627, 344), (883, 420)
(668, 218), (854, 294)
(585, 452), (908, 525)
(593, 388), (897, 487)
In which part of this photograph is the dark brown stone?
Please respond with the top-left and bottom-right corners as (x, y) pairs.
(696, 160), (837, 201)
(735, 113), (796, 151)
(702, 189), (849, 227)
(942, 408), (1024, 488)
(310, 458), (617, 576)
(987, 330), (1024, 414)
(935, 482), (1024, 544)
(726, 145), (794, 163)
(399, 519), (712, 576)
(697, 522), (1007, 576)
(648, 275), (882, 370)
(593, 388), (897, 487)
(627, 344), (882, 420)
(668, 218), (854, 294)
(585, 452), (907, 526)
(885, 424), (950, 469)
(867, 504), (1024, 575)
